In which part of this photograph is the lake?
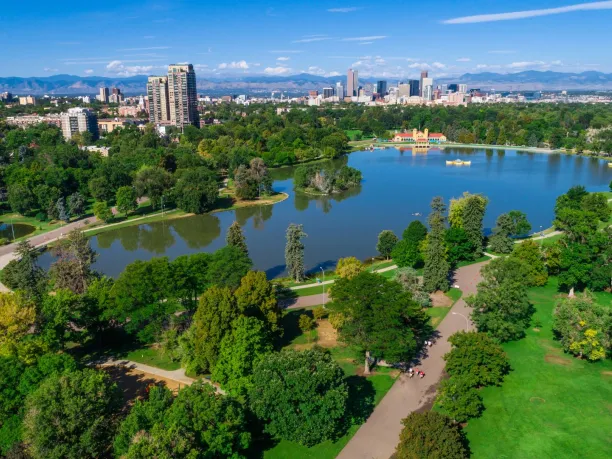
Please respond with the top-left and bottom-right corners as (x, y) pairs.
(40, 147), (612, 278)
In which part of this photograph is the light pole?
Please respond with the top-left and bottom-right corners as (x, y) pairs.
(452, 311), (470, 331)
(10, 216), (15, 241)
(320, 267), (326, 307)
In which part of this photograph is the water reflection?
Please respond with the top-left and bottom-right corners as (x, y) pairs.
(235, 203), (273, 230)
(294, 184), (363, 214)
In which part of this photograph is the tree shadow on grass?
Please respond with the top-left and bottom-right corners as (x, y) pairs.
(276, 308), (315, 349)
(344, 375), (376, 427)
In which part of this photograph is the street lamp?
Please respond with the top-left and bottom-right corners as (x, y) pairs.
(320, 267), (326, 307)
(452, 311), (470, 331)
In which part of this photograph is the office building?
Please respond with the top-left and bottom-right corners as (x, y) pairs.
(60, 107), (98, 140)
(309, 90), (319, 97)
(147, 76), (171, 124)
(422, 77), (433, 101)
(335, 82), (345, 98)
(168, 64), (199, 127)
(347, 68), (358, 97)
(98, 87), (109, 103)
(420, 71), (428, 97)
(458, 84), (468, 94)
(112, 87), (121, 96)
(376, 80), (388, 96)
(448, 84), (458, 93)
(398, 83), (411, 97)
(0, 92), (12, 101)
(323, 87), (334, 99)
(18, 96), (36, 105)
(408, 79), (420, 97)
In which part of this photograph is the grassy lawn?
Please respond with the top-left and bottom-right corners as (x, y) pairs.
(456, 255), (491, 268)
(446, 287), (462, 304)
(539, 233), (564, 247)
(122, 346), (181, 371)
(426, 307), (451, 328)
(464, 278), (612, 458)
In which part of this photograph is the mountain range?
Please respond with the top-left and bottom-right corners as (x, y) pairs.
(2, 71), (612, 96)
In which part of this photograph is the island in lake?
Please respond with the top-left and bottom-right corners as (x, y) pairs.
(293, 163), (362, 195)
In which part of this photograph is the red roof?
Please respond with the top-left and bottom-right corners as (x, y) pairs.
(429, 133), (445, 138)
(395, 133), (413, 137)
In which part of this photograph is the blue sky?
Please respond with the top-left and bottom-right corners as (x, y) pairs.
(1, 1), (612, 78)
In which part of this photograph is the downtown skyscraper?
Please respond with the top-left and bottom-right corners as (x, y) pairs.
(347, 68), (359, 97)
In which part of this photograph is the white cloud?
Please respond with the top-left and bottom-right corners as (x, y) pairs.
(84, 69), (94, 74)
(508, 61), (546, 68)
(307, 66), (326, 75)
(443, 1), (612, 24)
(264, 66), (292, 75)
(327, 71), (341, 77)
(277, 56), (290, 61)
(105, 60), (156, 77)
(292, 36), (332, 43)
(328, 7), (361, 13)
(358, 42), (374, 45)
(432, 62), (446, 69)
(117, 46), (170, 51)
(43, 67), (58, 72)
(456, 57), (471, 62)
(342, 35), (386, 41)
(218, 60), (249, 69)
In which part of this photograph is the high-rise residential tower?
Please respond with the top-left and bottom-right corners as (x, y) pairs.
(168, 64), (198, 127)
(420, 70), (428, 97)
(422, 77), (434, 101)
(147, 76), (170, 124)
(60, 107), (98, 140)
(335, 82), (345, 98)
(98, 87), (109, 103)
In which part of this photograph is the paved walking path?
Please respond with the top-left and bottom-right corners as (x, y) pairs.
(97, 358), (225, 394)
(337, 261), (486, 459)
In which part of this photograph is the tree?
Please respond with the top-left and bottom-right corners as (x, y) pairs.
(395, 412), (469, 459)
(298, 314), (314, 339)
(0, 241), (47, 298)
(392, 220), (428, 268)
(226, 221), (248, 255)
(445, 227), (476, 266)
(313, 306), (327, 321)
(0, 293), (36, 357)
(115, 186), (137, 216)
(249, 348), (348, 446)
(67, 192), (85, 217)
(488, 213), (515, 254)
(285, 223), (307, 282)
(8, 184), (36, 215)
(335, 256), (363, 279)
(133, 166), (175, 209)
(49, 229), (97, 294)
(443, 331), (510, 387)
(191, 286), (240, 374)
(92, 201), (113, 223)
(88, 177), (113, 202)
(234, 270), (281, 334)
(113, 386), (174, 457)
(377, 230), (398, 259)
(207, 245), (252, 289)
(234, 164), (259, 200)
(462, 193), (488, 257)
(558, 229), (610, 291)
(581, 192), (611, 222)
(329, 272), (429, 373)
(23, 368), (121, 459)
(436, 376), (484, 422)
(507, 210), (532, 236)
(212, 316), (273, 399)
(509, 240), (548, 286)
(393, 267), (431, 307)
(466, 258), (533, 342)
(423, 197), (450, 292)
(56, 197), (70, 223)
(553, 292), (611, 361)
(175, 167), (218, 213)
(125, 382), (251, 458)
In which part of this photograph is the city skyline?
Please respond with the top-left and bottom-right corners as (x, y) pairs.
(2, 1), (612, 78)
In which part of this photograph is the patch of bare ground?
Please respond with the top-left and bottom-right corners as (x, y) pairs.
(316, 319), (338, 347)
(544, 354), (572, 366)
(601, 371), (612, 377)
(430, 290), (453, 307)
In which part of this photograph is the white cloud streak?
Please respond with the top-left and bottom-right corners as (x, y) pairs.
(456, 57), (471, 62)
(342, 35), (386, 41)
(443, 1), (612, 24)
(328, 7), (361, 13)
(218, 60), (249, 69)
(264, 66), (292, 75)
(292, 36), (332, 43)
(84, 69), (94, 74)
(277, 56), (290, 61)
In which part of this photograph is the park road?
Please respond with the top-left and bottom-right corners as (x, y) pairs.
(337, 261), (486, 459)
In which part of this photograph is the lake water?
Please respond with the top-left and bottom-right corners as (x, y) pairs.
(40, 147), (612, 278)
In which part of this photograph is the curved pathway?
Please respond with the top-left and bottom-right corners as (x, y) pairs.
(337, 261), (486, 459)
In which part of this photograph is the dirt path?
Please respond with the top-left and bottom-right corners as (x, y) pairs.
(337, 261), (486, 459)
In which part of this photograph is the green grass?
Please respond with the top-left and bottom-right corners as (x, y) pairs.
(464, 277), (612, 458)
(446, 287), (462, 304)
(456, 255), (491, 268)
(344, 129), (372, 141)
(122, 346), (181, 371)
(539, 233), (564, 247)
(426, 306), (451, 328)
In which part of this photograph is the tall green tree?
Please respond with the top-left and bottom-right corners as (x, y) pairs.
(509, 240), (548, 286)
(461, 193), (488, 257)
(423, 197), (450, 292)
(436, 375), (484, 422)
(285, 223), (307, 282)
(225, 221), (248, 255)
(207, 245), (252, 289)
(174, 167), (218, 213)
(23, 368), (122, 459)
(395, 412), (469, 459)
(0, 241), (47, 298)
(329, 272), (429, 373)
(488, 213), (515, 254)
(392, 220), (428, 268)
(376, 230), (399, 259)
(115, 186), (137, 216)
(133, 166), (175, 209)
(507, 210), (532, 236)
(67, 192), (85, 217)
(234, 270), (282, 334)
(249, 348), (348, 447)
(49, 229), (97, 294)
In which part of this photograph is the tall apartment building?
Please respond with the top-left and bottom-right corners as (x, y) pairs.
(98, 87), (109, 103)
(376, 80), (388, 96)
(323, 87), (334, 99)
(335, 82), (344, 98)
(60, 108), (98, 140)
(147, 76), (171, 124)
(420, 71), (428, 97)
(458, 84), (468, 94)
(422, 77), (434, 101)
(168, 64), (198, 127)
(347, 68), (358, 97)
(18, 96), (36, 105)
(398, 83), (411, 97)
